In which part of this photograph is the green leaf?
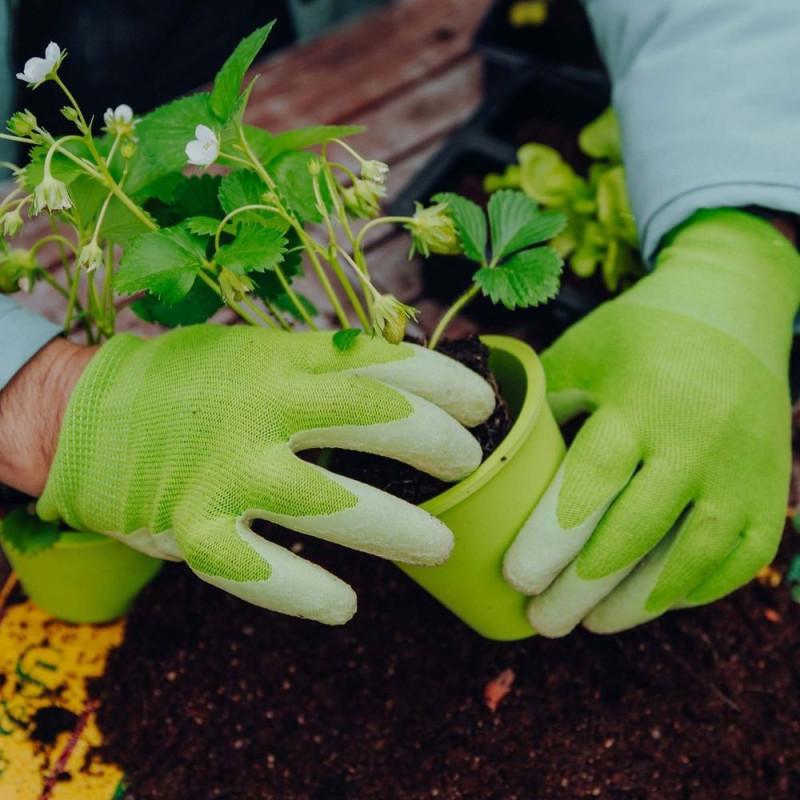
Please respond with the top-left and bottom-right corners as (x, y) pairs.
(432, 192), (487, 263)
(595, 165), (637, 246)
(174, 175), (224, 219)
(66, 176), (154, 243)
(0, 506), (61, 555)
(261, 124), (365, 163)
(517, 143), (580, 206)
(333, 328), (362, 352)
(222, 125), (274, 165)
(217, 170), (286, 229)
(126, 93), (217, 194)
(475, 247), (563, 310)
(216, 225), (287, 274)
(131, 280), (223, 327)
(210, 23), (274, 120)
(116, 226), (207, 304)
(100, 197), (156, 243)
(184, 216), (224, 236)
(578, 107), (622, 163)
(488, 190), (566, 263)
(271, 150), (333, 223)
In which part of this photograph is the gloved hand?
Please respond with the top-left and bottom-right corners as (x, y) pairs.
(38, 325), (495, 624)
(503, 209), (800, 635)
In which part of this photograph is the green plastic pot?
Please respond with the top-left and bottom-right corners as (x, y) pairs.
(400, 335), (565, 640)
(2, 528), (162, 624)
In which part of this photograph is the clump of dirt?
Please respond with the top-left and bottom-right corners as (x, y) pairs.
(89, 532), (800, 800)
(30, 706), (78, 747)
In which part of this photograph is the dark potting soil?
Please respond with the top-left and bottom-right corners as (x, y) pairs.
(88, 531), (800, 799)
(329, 337), (512, 505)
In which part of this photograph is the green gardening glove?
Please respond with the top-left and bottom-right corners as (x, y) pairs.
(38, 325), (495, 624)
(503, 209), (800, 636)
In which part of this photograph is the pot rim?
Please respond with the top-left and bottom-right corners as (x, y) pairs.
(421, 334), (545, 516)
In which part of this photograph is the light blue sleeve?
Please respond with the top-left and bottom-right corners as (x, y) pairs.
(583, 0), (800, 261)
(0, 296), (61, 390)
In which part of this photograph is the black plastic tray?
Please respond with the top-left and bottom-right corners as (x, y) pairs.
(474, 0), (608, 89)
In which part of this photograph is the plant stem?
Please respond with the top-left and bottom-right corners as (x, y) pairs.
(30, 234), (78, 258)
(274, 265), (318, 330)
(311, 171), (369, 328)
(240, 295), (279, 329)
(197, 270), (261, 327)
(327, 251), (369, 328)
(353, 216), (412, 253)
(428, 283), (480, 350)
(37, 269), (70, 299)
(102, 242), (115, 336)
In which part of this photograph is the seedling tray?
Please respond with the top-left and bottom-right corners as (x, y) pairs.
(474, 0), (608, 88)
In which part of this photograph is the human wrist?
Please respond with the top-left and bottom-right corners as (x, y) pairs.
(0, 338), (96, 496)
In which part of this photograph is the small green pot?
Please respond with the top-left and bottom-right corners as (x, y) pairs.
(400, 335), (565, 640)
(2, 529), (162, 624)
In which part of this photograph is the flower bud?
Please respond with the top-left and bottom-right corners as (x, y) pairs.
(406, 202), (462, 257)
(0, 249), (37, 293)
(360, 159), (389, 185)
(120, 139), (137, 160)
(33, 175), (72, 214)
(1, 206), (24, 238)
(8, 109), (38, 137)
(78, 240), (104, 273)
(341, 178), (385, 219)
(371, 293), (417, 345)
(219, 268), (254, 304)
(307, 158), (322, 177)
(60, 106), (79, 123)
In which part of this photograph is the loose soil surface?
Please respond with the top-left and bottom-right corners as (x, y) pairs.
(88, 532), (800, 800)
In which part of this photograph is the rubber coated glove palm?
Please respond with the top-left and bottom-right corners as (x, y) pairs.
(38, 325), (495, 624)
(504, 210), (800, 635)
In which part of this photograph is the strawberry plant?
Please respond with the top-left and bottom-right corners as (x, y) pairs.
(0, 23), (565, 352)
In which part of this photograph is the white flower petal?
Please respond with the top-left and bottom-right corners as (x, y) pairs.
(44, 42), (61, 64)
(103, 108), (114, 127)
(185, 139), (214, 166)
(115, 104), (133, 123)
(19, 57), (47, 83)
(195, 124), (216, 145)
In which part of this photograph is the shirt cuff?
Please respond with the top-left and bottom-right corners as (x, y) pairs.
(0, 297), (61, 391)
(582, 0), (800, 262)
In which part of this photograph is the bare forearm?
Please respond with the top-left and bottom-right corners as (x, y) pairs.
(0, 338), (95, 496)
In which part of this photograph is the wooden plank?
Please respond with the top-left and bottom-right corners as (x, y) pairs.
(244, 0), (490, 128)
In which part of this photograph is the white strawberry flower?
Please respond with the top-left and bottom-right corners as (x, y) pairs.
(103, 104), (136, 136)
(185, 125), (219, 167)
(16, 42), (63, 85)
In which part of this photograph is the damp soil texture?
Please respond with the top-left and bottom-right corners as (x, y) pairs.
(88, 533), (800, 800)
